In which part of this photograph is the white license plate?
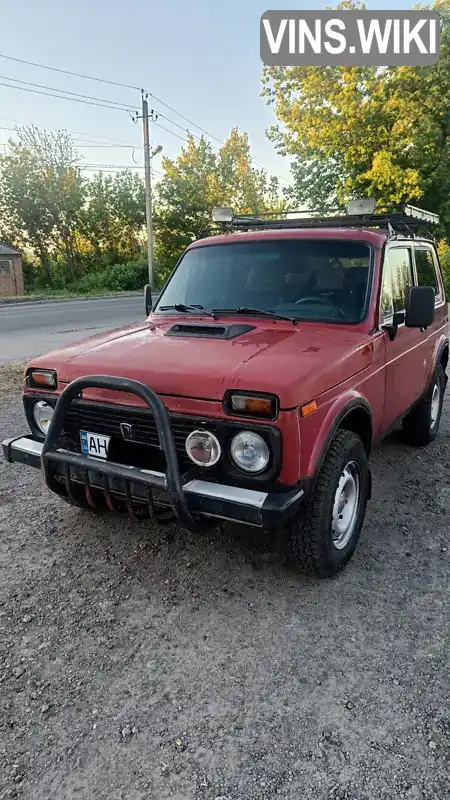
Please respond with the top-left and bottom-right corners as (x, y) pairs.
(80, 430), (111, 459)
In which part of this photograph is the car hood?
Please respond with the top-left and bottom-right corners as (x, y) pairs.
(31, 318), (374, 408)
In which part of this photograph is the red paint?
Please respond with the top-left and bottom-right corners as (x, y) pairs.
(25, 228), (448, 487)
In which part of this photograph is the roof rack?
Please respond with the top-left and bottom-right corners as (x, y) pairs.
(210, 202), (440, 241)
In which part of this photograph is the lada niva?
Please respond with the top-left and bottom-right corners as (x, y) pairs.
(3, 201), (447, 577)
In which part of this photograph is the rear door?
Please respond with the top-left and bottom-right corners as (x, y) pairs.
(412, 243), (448, 393)
(380, 244), (426, 430)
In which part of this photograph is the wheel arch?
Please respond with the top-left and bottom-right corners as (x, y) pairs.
(338, 404), (373, 454)
(309, 394), (373, 482)
(438, 341), (449, 371)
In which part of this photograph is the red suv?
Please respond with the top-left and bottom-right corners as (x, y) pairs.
(3, 203), (448, 577)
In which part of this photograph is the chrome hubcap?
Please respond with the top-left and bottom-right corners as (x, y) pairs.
(331, 461), (360, 550)
(430, 382), (440, 428)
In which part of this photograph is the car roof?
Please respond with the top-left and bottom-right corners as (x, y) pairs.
(188, 227), (388, 249)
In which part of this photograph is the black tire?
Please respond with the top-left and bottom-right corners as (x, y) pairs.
(402, 364), (446, 446)
(287, 430), (370, 578)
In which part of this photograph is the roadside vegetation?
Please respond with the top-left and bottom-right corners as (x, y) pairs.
(0, 128), (283, 297)
(1, 0), (450, 298)
(0, 362), (25, 393)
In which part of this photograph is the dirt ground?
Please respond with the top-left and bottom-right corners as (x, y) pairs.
(0, 389), (449, 800)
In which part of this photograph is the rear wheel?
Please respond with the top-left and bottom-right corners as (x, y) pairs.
(402, 364), (446, 446)
(287, 430), (370, 578)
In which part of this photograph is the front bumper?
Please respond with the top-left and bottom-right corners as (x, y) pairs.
(2, 375), (304, 530)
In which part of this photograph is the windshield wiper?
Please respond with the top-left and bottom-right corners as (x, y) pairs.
(212, 307), (298, 325)
(158, 303), (217, 319)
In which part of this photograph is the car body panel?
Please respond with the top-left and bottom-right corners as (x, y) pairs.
(28, 317), (377, 410)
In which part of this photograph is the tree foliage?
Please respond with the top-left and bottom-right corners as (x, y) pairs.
(262, 0), (450, 238)
(79, 170), (146, 264)
(0, 125), (282, 292)
(154, 128), (284, 281)
(0, 127), (83, 286)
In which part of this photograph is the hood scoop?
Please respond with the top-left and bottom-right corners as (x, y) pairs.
(166, 322), (256, 340)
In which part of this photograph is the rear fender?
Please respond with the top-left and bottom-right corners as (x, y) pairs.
(435, 335), (449, 378)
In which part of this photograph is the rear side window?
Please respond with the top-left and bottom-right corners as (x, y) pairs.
(381, 247), (413, 318)
(414, 248), (439, 296)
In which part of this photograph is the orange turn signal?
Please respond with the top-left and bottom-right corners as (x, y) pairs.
(28, 369), (58, 390)
(225, 391), (278, 419)
(300, 400), (318, 418)
(232, 396), (272, 415)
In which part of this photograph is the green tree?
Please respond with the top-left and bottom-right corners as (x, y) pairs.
(0, 126), (85, 282)
(262, 0), (450, 236)
(0, 139), (56, 286)
(154, 128), (283, 282)
(80, 170), (145, 264)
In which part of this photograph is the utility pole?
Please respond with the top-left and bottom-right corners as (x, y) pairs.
(141, 92), (154, 291)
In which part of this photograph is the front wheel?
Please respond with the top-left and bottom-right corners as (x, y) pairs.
(402, 364), (446, 446)
(287, 430), (370, 578)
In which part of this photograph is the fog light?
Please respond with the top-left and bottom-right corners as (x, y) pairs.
(185, 430), (221, 467)
(32, 400), (54, 436)
(230, 431), (270, 474)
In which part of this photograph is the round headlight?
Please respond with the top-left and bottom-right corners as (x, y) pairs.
(185, 429), (221, 467)
(33, 400), (54, 436)
(230, 431), (270, 474)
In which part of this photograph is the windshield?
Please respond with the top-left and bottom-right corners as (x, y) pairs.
(154, 239), (372, 324)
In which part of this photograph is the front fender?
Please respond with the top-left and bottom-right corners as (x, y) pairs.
(302, 390), (372, 479)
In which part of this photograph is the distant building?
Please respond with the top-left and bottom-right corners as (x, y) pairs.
(0, 243), (24, 297)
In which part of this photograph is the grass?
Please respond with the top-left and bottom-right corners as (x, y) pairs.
(0, 288), (143, 304)
(0, 363), (26, 394)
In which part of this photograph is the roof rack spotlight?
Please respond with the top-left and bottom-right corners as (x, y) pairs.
(346, 198), (376, 216)
(212, 207), (234, 224)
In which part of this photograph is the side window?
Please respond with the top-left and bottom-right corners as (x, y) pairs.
(381, 247), (413, 319)
(414, 248), (439, 296)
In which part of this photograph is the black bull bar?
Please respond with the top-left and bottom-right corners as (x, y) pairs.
(41, 375), (201, 530)
(3, 375), (306, 529)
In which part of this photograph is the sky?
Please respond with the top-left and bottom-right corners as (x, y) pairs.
(1, 0), (420, 189)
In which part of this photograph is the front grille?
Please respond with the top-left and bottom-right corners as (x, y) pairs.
(62, 401), (198, 470)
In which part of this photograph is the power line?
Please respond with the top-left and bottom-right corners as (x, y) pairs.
(0, 51), (289, 184)
(0, 74), (137, 111)
(2, 114), (290, 185)
(0, 80), (135, 113)
(75, 143), (138, 148)
(79, 163), (163, 176)
(152, 109), (288, 182)
(2, 116), (186, 150)
(0, 53), (140, 92)
(0, 116), (144, 149)
(153, 120), (189, 143)
(0, 52), (224, 144)
(147, 91), (226, 146)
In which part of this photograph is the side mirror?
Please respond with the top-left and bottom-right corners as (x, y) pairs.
(405, 286), (435, 329)
(144, 284), (152, 316)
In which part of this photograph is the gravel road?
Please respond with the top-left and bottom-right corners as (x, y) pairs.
(0, 389), (449, 800)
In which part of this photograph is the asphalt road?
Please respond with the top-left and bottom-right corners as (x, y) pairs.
(0, 295), (145, 365)
(0, 388), (449, 800)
